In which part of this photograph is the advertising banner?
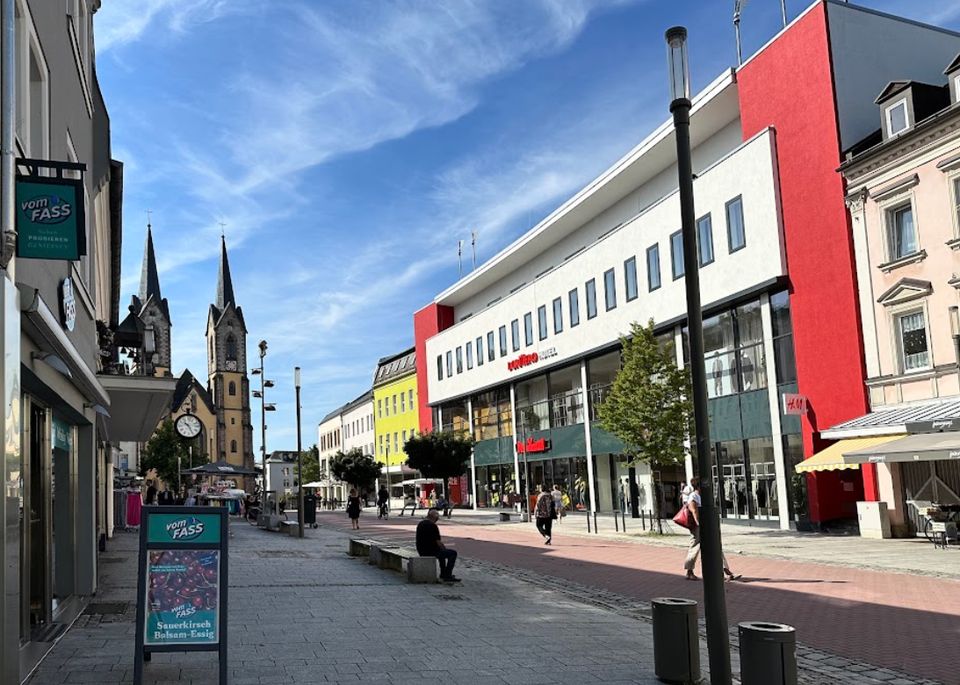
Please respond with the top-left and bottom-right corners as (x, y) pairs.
(145, 550), (219, 646)
(15, 177), (86, 260)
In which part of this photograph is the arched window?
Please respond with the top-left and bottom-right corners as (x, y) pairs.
(228, 381), (236, 396)
(226, 334), (237, 361)
(230, 439), (237, 453)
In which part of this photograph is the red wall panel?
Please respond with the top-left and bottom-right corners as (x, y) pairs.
(413, 303), (454, 434)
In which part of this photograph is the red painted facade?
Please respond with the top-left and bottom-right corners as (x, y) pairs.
(737, 2), (873, 521)
(413, 303), (454, 433)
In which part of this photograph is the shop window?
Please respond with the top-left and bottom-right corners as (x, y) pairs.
(624, 257), (638, 301)
(885, 202), (917, 261)
(603, 268), (617, 311)
(726, 196), (746, 252)
(538, 305), (548, 341)
(569, 288), (580, 327)
(524, 313), (533, 347)
(466, 341), (474, 370)
(647, 244), (661, 291)
(553, 297), (563, 334)
(670, 231), (684, 280)
(896, 309), (930, 371)
(476, 337), (484, 367)
(487, 331), (496, 361)
(511, 320), (520, 352)
(697, 214), (714, 266)
(585, 279), (597, 319)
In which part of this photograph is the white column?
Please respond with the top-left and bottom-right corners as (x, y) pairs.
(580, 360), (597, 512)
(761, 293), (791, 531)
(674, 325), (694, 483)
(467, 397), (477, 510)
(509, 383), (521, 508)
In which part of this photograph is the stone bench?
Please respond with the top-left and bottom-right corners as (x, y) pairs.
(347, 538), (374, 557)
(360, 542), (438, 583)
(499, 511), (514, 522)
(279, 520), (299, 537)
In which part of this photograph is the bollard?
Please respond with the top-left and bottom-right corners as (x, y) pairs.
(593, 511), (598, 533)
(587, 511), (592, 533)
(652, 598), (700, 684)
(642, 510), (647, 531)
(738, 622), (797, 685)
(614, 511), (620, 532)
(621, 508), (627, 532)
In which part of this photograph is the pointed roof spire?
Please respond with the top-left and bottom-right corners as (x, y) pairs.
(216, 235), (236, 309)
(139, 223), (162, 303)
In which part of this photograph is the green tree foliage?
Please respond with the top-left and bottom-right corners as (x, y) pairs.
(329, 448), (382, 492)
(404, 431), (475, 498)
(598, 319), (692, 470)
(295, 444), (321, 486)
(140, 419), (194, 489)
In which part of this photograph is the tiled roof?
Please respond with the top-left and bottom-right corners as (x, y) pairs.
(373, 346), (416, 386)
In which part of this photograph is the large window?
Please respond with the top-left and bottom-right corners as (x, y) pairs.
(684, 299), (768, 398)
(770, 291), (796, 384)
(886, 203), (917, 260)
(476, 337), (484, 367)
(472, 389), (512, 441)
(500, 326), (508, 356)
(553, 297), (563, 334)
(697, 214), (714, 266)
(670, 231), (684, 280)
(585, 279), (597, 319)
(624, 257), (638, 301)
(569, 289), (580, 327)
(466, 341), (474, 370)
(487, 331), (496, 362)
(726, 196), (746, 252)
(511, 319), (520, 352)
(538, 305), (548, 341)
(647, 244), (661, 291)
(603, 268), (617, 311)
(897, 310), (930, 371)
(524, 313), (534, 346)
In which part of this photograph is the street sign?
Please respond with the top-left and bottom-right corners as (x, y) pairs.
(134, 507), (228, 685)
(15, 177), (86, 260)
(783, 393), (807, 416)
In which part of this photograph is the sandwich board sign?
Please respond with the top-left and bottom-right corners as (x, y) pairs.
(134, 507), (228, 685)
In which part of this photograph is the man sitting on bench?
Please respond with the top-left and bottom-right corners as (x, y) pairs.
(416, 508), (459, 582)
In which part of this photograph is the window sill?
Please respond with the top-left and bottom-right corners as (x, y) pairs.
(878, 249), (927, 273)
(947, 238), (960, 251)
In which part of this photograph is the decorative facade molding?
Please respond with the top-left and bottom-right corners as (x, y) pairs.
(876, 277), (933, 306)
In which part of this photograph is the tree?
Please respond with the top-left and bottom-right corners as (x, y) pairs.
(598, 320), (692, 515)
(140, 419), (194, 489)
(404, 431), (475, 499)
(329, 448), (382, 492)
(295, 444), (321, 487)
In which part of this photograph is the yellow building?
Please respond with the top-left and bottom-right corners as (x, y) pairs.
(372, 347), (419, 489)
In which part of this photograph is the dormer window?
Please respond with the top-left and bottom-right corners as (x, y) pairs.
(885, 99), (909, 136)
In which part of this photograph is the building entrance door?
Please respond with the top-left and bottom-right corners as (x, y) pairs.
(22, 401), (52, 638)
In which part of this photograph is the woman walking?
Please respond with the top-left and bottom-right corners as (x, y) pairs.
(346, 488), (362, 530)
(682, 478), (740, 581)
(534, 484), (556, 545)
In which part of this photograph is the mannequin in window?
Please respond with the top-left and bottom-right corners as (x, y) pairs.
(711, 352), (723, 396)
(740, 350), (755, 391)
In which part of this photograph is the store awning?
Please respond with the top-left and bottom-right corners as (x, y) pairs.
(97, 373), (178, 442)
(843, 431), (960, 464)
(794, 436), (902, 473)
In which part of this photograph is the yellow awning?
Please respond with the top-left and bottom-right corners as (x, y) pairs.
(794, 436), (903, 473)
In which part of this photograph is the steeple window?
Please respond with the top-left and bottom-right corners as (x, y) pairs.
(229, 381), (236, 396)
(226, 334), (238, 360)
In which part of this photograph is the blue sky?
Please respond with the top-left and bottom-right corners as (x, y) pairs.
(93, 0), (960, 458)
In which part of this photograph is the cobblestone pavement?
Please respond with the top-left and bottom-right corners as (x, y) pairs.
(316, 510), (957, 684)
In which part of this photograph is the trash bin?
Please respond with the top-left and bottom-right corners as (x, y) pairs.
(738, 622), (796, 685)
(303, 494), (317, 528)
(652, 597), (699, 684)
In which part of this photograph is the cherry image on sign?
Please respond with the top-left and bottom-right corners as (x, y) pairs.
(145, 550), (219, 645)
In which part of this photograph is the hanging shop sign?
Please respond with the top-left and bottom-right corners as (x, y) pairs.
(52, 417), (71, 451)
(15, 176), (86, 261)
(517, 437), (551, 454)
(135, 507), (228, 685)
(60, 277), (76, 331)
(782, 393), (807, 416)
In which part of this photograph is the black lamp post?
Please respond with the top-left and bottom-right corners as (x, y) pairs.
(295, 366), (304, 538)
(666, 26), (732, 685)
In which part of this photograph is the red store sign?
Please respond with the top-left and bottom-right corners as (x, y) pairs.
(516, 437), (550, 454)
(507, 352), (539, 372)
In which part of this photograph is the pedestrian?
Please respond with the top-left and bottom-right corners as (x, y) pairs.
(376, 485), (390, 519)
(144, 479), (157, 506)
(346, 488), (362, 530)
(416, 508), (460, 582)
(534, 484), (556, 545)
(551, 483), (564, 523)
(682, 478), (741, 581)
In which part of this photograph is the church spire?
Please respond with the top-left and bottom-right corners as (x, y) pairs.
(216, 235), (236, 309)
(139, 224), (162, 303)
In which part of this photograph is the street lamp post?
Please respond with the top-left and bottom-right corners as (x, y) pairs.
(295, 366), (304, 538)
(256, 340), (268, 510)
(666, 27), (732, 685)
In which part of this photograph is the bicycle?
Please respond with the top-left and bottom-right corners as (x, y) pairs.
(922, 503), (960, 547)
(377, 501), (389, 519)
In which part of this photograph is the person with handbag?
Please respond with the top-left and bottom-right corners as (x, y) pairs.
(676, 479), (741, 581)
(534, 484), (557, 545)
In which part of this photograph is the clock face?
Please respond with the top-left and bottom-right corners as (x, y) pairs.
(175, 413), (203, 439)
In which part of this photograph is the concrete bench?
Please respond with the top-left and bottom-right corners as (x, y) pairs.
(499, 511), (514, 522)
(366, 543), (438, 583)
(347, 538), (374, 557)
(279, 520), (299, 537)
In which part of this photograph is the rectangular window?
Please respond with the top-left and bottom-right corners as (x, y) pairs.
(392, 394), (397, 414)
(500, 326), (508, 356)
(378, 434), (383, 454)
(524, 313), (533, 346)
(402, 429), (407, 445)
(446, 351), (453, 377)
(886, 99), (908, 136)
(585, 279), (597, 319)
(569, 289), (580, 327)
(886, 203), (917, 260)
(476, 337), (484, 366)
(670, 231), (684, 280)
(401, 393), (406, 413)
(466, 341), (474, 369)
(726, 196), (746, 252)
(455, 347), (463, 374)
(697, 214), (714, 266)
(537, 305), (548, 340)
(953, 177), (960, 236)
(511, 320), (520, 351)
(409, 389), (413, 409)
(394, 432), (398, 453)
(624, 257), (638, 301)
(437, 355), (443, 381)
(647, 245), (661, 291)
(604, 268), (617, 311)
(897, 310), (930, 371)
(487, 331), (496, 361)
(553, 297), (563, 334)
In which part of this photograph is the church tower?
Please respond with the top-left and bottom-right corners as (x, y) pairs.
(206, 237), (254, 474)
(135, 225), (171, 376)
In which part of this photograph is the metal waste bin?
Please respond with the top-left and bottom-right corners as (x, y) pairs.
(303, 494), (317, 528)
(738, 622), (796, 685)
(652, 597), (699, 684)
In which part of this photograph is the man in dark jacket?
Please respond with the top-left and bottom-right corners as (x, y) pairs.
(416, 509), (459, 582)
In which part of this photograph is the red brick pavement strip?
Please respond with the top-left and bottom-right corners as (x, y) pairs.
(316, 511), (960, 684)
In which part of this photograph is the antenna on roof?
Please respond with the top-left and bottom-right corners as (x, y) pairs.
(471, 231), (477, 271)
(733, 0), (746, 66)
(146, 209), (152, 229)
(219, 220), (226, 238)
(457, 240), (463, 278)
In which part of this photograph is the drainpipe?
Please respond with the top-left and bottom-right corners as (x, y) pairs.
(0, 0), (16, 275)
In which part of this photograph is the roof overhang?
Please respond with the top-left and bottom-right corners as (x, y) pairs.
(97, 374), (178, 441)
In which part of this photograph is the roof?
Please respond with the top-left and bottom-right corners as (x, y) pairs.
(216, 236), (236, 310)
(822, 400), (960, 439)
(874, 80), (913, 104)
(267, 450), (300, 462)
(319, 401), (350, 425)
(171, 369), (214, 415)
(342, 389), (373, 414)
(373, 346), (416, 386)
(945, 52), (960, 74)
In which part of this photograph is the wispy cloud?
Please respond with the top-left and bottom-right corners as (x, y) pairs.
(96, 0), (235, 52)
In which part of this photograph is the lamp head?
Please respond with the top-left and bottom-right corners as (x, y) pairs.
(294, 366), (301, 389)
(665, 26), (690, 103)
(258, 340), (268, 357)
